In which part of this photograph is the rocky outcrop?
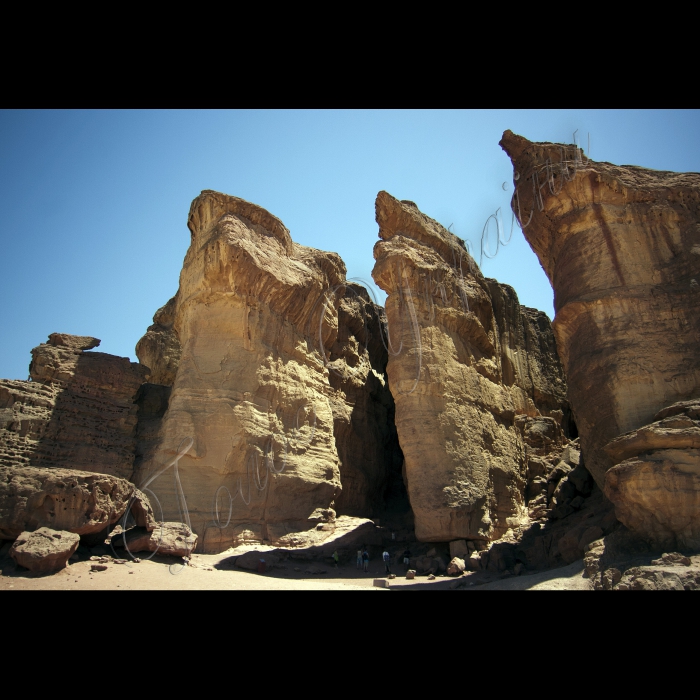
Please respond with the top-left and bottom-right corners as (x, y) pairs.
(371, 191), (570, 543)
(500, 130), (700, 490)
(603, 400), (700, 550)
(10, 527), (80, 573)
(0, 465), (154, 542)
(135, 296), (181, 386)
(325, 283), (405, 517)
(500, 130), (700, 552)
(110, 521), (197, 557)
(0, 333), (148, 481)
(133, 190), (401, 553)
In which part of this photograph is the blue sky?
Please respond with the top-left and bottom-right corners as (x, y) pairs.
(1, 109), (699, 380)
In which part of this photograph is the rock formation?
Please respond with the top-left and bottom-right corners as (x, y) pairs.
(133, 191), (400, 553)
(0, 465), (154, 542)
(0, 333), (148, 481)
(371, 191), (570, 543)
(135, 296), (181, 387)
(500, 130), (700, 549)
(10, 527), (80, 573)
(324, 283), (405, 517)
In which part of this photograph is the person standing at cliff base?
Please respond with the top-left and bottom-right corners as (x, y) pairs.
(383, 548), (391, 575)
(362, 548), (369, 572)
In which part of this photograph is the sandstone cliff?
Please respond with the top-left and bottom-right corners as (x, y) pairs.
(135, 296), (181, 387)
(500, 131), (700, 549)
(371, 191), (570, 543)
(0, 334), (148, 481)
(134, 191), (401, 553)
(325, 283), (405, 517)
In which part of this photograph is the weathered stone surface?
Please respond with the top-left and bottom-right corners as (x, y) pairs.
(371, 191), (570, 543)
(10, 527), (79, 573)
(135, 191), (397, 553)
(601, 400), (700, 550)
(0, 334), (148, 481)
(110, 522), (197, 557)
(500, 130), (700, 494)
(447, 556), (466, 576)
(449, 539), (469, 560)
(604, 450), (700, 550)
(135, 296), (181, 386)
(324, 283), (406, 517)
(0, 465), (138, 540)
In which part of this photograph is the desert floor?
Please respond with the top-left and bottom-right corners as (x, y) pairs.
(0, 547), (592, 591)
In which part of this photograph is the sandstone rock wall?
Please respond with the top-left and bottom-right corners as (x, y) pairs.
(134, 191), (404, 553)
(0, 334), (148, 481)
(325, 283), (405, 517)
(371, 191), (570, 543)
(500, 130), (700, 488)
(135, 296), (181, 387)
(500, 131), (700, 550)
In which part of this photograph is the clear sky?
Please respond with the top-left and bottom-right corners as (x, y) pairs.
(1, 109), (699, 380)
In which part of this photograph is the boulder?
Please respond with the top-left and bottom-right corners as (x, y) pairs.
(604, 451), (700, 550)
(10, 527), (79, 573)
(0, 466), (138, 540)
(447, 557), (466, 576)
(110, 522), (197, 557)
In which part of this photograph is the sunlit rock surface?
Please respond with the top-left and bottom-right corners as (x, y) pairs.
(501, 130), (700, 550)
(371, 191), (570, 543)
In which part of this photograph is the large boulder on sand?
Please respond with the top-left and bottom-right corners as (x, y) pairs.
(110, 522), (197, 557)
(10, 527), (79, 573)
(0, 465), (156, 541)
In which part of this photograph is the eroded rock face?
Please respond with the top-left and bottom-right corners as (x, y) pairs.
(500, 130), (700, 491)
(110, 521), (197, 557)
(10, 527), (80, 573)
(0, 465), (148, 540)
(371, 191), (570, 542)
(603, 401), (700, 550)
(0, 334), (148, 481)
(135, 296), (181, 386)
(325, 283), (405, 517)
(133, 191), (384, 553)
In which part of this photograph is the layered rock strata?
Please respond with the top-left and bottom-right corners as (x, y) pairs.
(603, 400), (700, 550)
(501, 130), (700, 549)
(134, 191), (399, 553)
(500, 130), (700, 488)
(324, 283), (405, 517)
(0, 334), (149, 481)
(371, 191), (570, 542)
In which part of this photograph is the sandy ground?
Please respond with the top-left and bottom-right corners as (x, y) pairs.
(0, 548), (592, 591)
(466, 560), (592, 590)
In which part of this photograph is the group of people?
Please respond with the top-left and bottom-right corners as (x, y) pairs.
(343, 546), (412, 575)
